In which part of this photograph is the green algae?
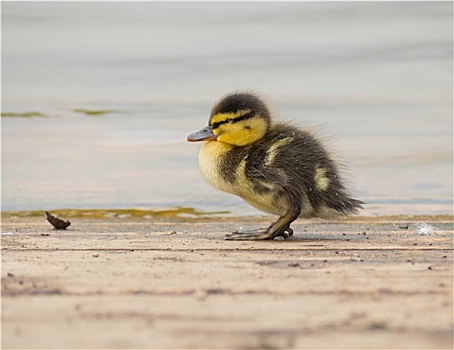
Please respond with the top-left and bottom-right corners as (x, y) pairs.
(1, 207), (230, 220)
(73, 109), (117, 116)
(2, 209), (451, 222)
(2, 110), (118, 118)
(1, 112), (49, 118)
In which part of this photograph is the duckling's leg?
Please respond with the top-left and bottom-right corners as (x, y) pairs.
(225, 205), (300, 241)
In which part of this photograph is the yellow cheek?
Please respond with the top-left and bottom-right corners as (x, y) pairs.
(217, 125), (253, 145)
(215, 118), (268, 146)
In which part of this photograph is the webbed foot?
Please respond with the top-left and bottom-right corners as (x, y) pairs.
(225, 226), (293, 241)
(226, 228), (271, 240)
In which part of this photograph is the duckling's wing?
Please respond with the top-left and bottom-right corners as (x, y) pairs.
(243, 129), (309, 195)
(243, 138), (304, 205)
(242, 149), (306, 220)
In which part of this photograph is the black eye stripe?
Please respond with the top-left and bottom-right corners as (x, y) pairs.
(211, 112), (255, 129)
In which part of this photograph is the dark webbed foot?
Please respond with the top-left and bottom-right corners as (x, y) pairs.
(225, 226), (293, 241)
(225, 204), (300, 241)
(226, 228), (271, 240)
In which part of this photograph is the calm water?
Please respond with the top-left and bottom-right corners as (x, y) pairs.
(2, 2), (453, 216)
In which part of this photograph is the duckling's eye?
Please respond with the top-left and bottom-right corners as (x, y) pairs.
(244, 125), (251, 130)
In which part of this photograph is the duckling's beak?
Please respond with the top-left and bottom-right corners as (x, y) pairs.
(187, 126), (217, 142)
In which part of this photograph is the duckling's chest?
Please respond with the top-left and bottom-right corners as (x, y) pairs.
(198, 141), (239, 194)
(198, 141), (288, 216)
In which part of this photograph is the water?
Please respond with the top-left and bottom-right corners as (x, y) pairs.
(2, 2), (453, 216)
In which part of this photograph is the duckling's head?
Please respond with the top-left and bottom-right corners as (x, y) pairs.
(188, 92), (272, 146)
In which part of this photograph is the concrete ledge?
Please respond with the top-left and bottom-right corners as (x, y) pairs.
(2, 216), (453, 349)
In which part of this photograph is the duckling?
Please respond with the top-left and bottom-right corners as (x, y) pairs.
(187, 92), (363, 240)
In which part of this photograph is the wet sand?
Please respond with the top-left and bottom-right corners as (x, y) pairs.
(1, 214), (453, 349)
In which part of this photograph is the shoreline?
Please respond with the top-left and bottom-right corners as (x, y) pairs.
(2, 208), (453, 222)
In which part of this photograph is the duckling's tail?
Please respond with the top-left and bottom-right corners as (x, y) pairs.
(337, 198), (365, 216)
(313, 197), (364, 219)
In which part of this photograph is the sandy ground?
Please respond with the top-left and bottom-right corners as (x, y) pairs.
(1, 214), (453, 349)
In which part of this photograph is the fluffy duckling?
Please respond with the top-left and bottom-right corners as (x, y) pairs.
(188, 92), (363, 240)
